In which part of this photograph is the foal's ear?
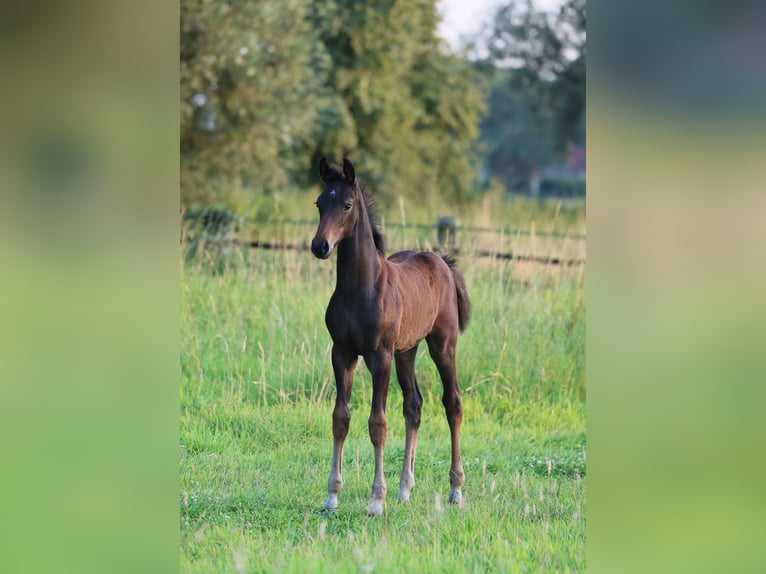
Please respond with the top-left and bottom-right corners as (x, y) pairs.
(319, 157), (329, 183)
(342, 158), (356, 185)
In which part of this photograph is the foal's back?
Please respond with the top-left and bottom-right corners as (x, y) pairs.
(384, 250), (459, 352)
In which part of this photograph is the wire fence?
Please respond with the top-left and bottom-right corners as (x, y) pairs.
(232, 239), (585, 266)
(243, 216), (586, 240)
(183, 211), (586, 266)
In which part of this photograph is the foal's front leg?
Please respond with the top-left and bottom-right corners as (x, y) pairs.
(394, 346), (422, 502)
(364, 349), (393, 516)
(325, 346), (357, 511)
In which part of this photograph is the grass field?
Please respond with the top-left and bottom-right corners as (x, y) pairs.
(180, 205), (586, 572)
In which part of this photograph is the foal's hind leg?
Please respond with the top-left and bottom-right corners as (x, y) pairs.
(426, 330), (465, 504)
(325, 345), (357, 511)
(394, 346), (423, 502)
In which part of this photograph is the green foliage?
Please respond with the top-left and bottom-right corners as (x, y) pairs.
(181, 0), (323, 206)
(183, 206), (239, 236)
(181, 0), (485, 211)
(540, 176), (586, 199)
(182, 207), (241, 274)
(311, 0), (486, 207)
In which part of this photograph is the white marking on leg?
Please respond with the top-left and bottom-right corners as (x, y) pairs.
(324, 441), (343, 510)
(448, 463), (464, 504)
(397, 427), (418, 502)
(368, 445), (387, 516)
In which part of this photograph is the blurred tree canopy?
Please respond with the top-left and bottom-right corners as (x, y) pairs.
(181, 0), (485, 211)
(475, 0), (586, 191)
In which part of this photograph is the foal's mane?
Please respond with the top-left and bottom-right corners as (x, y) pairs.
(358, 180), (387, 257)
(324, 163), (386, 257)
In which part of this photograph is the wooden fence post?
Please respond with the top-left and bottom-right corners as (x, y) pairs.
(437, 216), (456, 252)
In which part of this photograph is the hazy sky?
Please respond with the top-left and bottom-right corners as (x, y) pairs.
(438, 0), (564, 49)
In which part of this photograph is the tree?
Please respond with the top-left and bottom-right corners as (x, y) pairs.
(181, 0), (323, 208)
(180, 0), (486, 210)
(477, 65), (559, 191)
(310, 0), (485, 207)
(475, 0), (586, 191)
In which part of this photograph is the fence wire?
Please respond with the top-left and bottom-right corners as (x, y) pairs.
(183, 213), (586, 267)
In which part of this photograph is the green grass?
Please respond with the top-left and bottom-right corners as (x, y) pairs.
(181, 214), (585, 572)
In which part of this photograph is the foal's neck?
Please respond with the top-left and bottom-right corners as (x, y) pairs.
(336, 203), (380, 297)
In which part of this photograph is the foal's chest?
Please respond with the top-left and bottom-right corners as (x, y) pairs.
(324, 292), (396, 353)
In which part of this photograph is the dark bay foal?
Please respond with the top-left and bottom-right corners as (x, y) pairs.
(311, 157), (471, 516)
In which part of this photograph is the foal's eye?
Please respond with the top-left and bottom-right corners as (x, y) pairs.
(343, 202), (352, 212)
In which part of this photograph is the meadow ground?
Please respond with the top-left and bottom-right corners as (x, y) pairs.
(180, 200), (585, 572)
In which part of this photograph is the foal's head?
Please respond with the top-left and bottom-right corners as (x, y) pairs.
(311, 157), (363, 259)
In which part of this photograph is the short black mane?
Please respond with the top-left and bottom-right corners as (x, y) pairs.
(358, 180), (387, 257)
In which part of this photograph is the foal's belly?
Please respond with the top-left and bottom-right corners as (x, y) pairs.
(393, 297), (436, 351)
(325, 292), (434, 355)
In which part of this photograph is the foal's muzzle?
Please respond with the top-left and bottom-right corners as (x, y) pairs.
(311, 237), (332, 259)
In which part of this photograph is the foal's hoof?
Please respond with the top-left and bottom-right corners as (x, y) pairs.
(448, 488), (462, 504)
(398, 478), (415, 502)
(367, 500), (384, 516)
(323, 495), (339, 512)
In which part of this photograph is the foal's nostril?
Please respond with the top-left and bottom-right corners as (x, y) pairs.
(312, 238), (330, 259)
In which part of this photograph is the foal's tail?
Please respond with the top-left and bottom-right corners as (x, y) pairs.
(442, 255), (471, 332)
